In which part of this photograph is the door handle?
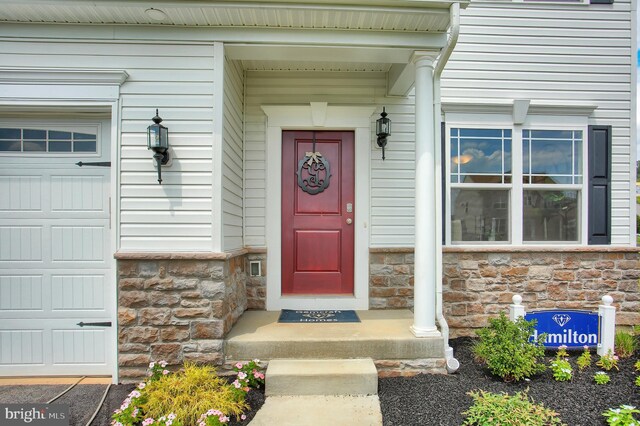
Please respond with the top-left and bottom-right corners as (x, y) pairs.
(346, 218), (353, 225)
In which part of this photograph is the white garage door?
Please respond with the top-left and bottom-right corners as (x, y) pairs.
(0, 120), (114, 376)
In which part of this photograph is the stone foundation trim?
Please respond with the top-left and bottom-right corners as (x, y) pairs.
(371, 247), (639, 254)
(374, 359), (447, 378)
(444, 246), (638, 253)
(370, 247), (414, 253)
(246, 247), (267, 254)
(115, 250), (248, 260)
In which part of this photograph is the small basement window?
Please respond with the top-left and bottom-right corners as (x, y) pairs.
(0, 127), (97, 153)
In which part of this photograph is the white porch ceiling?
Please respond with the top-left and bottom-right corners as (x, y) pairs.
(0, 0), (463, 95)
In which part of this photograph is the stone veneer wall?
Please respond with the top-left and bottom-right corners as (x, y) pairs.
(116, 252), (247, 382)
(444, 248), (640, 337)
(369, 249), (415, 309)
(246, 251), (267, 310)
(370, 248), (639, 337)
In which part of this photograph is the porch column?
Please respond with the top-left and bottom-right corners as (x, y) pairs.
(411, 51), (441, 338)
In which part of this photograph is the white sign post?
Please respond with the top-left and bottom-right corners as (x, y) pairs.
(597, 295), (616, 357)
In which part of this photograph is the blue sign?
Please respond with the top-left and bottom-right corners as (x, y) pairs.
(525, 310), (600, 349)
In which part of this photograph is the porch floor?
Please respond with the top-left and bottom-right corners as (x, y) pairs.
(224, 310), (445, 371)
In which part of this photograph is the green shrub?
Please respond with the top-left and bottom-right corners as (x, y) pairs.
(143, 363), (247, 425)
(636, 215), (640, 235)
(462, 389), (565, 426)
(550, 359), (572, 382)
(594, 371), (611, 385)
(615, 331), (637, 359)
(603, 405), (640, 426)
(473, 312), (546, 382)
(576, 346), (592, 371)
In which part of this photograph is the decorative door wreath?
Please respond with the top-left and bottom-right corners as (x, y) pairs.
(296, 134), (331, 195)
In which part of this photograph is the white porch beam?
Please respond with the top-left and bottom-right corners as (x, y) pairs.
(387, 63), (416, 96)
(411, 50), (441, 338)
(226, 45), (413, 64)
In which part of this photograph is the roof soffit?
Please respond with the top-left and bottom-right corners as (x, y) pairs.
(0, 0), (458, 33)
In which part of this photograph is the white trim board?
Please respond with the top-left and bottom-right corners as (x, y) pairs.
(262, 103), (375, 311)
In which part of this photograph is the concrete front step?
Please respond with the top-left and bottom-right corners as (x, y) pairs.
(266, 358), (378, 396)
(249, 395), (383, 426)
(224, 310), (444, 361)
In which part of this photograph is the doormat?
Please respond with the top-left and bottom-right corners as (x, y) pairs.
(278, 309), (360, 323)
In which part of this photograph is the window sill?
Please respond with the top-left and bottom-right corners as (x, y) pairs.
(443, 246), (638, 253)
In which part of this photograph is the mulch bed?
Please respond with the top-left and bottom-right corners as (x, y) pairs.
(44, 337), (638, 425)
(378, 337), (640, 426)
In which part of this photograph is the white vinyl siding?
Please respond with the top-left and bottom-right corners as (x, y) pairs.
(244, 71), (418, 248)
(0, 40), (217, 251)
(223, 58), (245, 251)
(441, 0), (634, 244)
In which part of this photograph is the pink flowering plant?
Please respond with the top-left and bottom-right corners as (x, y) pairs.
(111, 387), (147, 426)
(232, 359), (265, 391)
(556, 344), (569, 359)
(549, 345), (572, 382)
(112, 361), (172, 426)
(149, 360), (171, 382)
(197, 409), (232, 426)
(576, 345), (592, 371)
(596, 350), (620, 371)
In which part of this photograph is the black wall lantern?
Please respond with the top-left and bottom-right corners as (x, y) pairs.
(376, 107), (391, 160)
(147, 109), (169, 184)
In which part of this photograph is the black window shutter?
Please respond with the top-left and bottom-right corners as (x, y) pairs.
(588, 125), (612, 245)
(441, 121), (446, 245)
(590, 0), (613, 4)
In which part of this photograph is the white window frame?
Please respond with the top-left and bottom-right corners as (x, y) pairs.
(0, 121), (102, 158)
(445, 114), (589, 247)
(447, 123), (514, 245)
(521, 127), (584, 244)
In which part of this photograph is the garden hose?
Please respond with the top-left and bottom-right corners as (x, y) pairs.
(85, 383), (111, 426)
(46, 376), (86, 403)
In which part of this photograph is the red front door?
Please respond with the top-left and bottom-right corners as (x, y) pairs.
(281, 131), (355, 295)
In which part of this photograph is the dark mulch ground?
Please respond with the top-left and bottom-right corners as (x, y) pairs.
(2, 338), (637, 425)
(379, 337), (640, 426)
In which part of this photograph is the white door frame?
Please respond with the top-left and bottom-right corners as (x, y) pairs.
(262, 103), (374, 311)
